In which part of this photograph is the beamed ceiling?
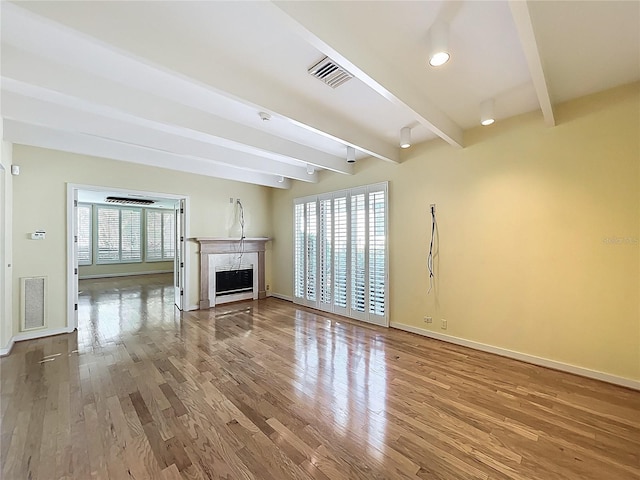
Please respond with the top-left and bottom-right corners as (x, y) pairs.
(2, 1), (639, 188)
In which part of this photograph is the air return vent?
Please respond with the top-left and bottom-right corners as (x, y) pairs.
(308, 57), (353, 88)
(20, 276), (47, 331)
(105, 196), (155, 206)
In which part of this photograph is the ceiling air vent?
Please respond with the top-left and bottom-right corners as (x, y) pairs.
(308, 57), (353, 89)
(105, 196), (155, 206)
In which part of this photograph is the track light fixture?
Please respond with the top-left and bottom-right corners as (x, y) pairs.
(480, 99), (495, 126)
(400, 127), (411, 149)
(346, 146), (356, 163)
(428, 22), (450, 67)
(306, 164), (315, 175)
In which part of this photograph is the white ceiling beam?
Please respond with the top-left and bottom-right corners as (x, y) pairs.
(2, 90), (318, 183)
(272, 1), (464, 149)
(3, 120), (291, 189)
(1, 47), (352, 175)
(509, 1), (555, 127)
(2, 3), (390, 164)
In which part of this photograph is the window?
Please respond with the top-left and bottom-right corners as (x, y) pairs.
(96, 206), (142, 264)
(146, 210), (175, 261)
(77, 204), (92, 265)
(293, 182), (388, 326)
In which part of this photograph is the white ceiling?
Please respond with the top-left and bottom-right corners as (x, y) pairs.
(2, 1), (638, 189)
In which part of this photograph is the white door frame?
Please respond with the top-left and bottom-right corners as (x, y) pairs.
(66, 183), (190, 331)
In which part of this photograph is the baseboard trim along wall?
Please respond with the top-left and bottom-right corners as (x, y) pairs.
(79, 270), (173, 280)
(391, 322), (640, 391)
(0, 326), (76, 357)
(269, 292), (293, 302)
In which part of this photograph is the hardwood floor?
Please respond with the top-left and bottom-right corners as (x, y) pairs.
(1, 273), (639, 479)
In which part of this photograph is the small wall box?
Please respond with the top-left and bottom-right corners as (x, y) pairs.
(31, 231), (45, 240)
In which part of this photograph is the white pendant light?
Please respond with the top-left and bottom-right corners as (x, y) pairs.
(346, 146), (356, 163)
(480, 99), (495, 126)
(400, 127), (411, 148)
(306, 164), (315, 175)
(428, 23), (450, 67)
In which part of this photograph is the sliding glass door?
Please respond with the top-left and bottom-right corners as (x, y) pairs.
(293, 182), (388, 326)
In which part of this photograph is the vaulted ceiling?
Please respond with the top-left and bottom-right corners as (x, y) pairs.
(2, 1), (638, 189)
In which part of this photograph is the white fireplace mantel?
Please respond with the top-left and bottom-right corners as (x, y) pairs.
(194, 237), (269, 309)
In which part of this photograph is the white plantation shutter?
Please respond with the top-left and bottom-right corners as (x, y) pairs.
(319, 198), (332, 309)
(77, 204), (92, 265)
(333, 196), (348, 310)
(305, 202), (317, 302)
(293, 182), (387, 326)
(120, 209), (142, 261)
(97, 207), (120, 263)
(350, 192), (366, 314)
(146, 210), (175, 261)
(369, 189), (386, 317)
(146, 210), (163, 261)
(294, 203), (305, 300)
(163, 212), (175, 259)
(97, 206), (142, 264)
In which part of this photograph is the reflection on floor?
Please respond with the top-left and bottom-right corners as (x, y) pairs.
(1, 274), (639, 480)
(78, 273), (177, 350)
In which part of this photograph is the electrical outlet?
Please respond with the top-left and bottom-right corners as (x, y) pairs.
(266, 284), (270, 290)
(424, 316), (432, 324)
(229, 197), (234, 203)
(441, 319), (447, 330)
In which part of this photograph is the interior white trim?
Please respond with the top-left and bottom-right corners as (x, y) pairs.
(0, 338), (14, 356)
(269, 292), (293, 302)
(0, 326), (75, 356)
(391, 322), (640, 391)
(79, 270), (172, 280)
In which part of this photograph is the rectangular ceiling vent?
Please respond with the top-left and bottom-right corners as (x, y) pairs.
(105, 196), (155, 206)
(308, 57), (353, 89)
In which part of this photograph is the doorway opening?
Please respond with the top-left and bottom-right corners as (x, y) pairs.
(66, 184), (189, 332)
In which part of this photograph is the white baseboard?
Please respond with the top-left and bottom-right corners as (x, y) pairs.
(186, 304), (199, 311)
(79, 270), (172, 280)
(0, 326), (76, 357)
(269, 292), (293, 302)
(391, 322), (640, 391)
(0, 338), (15, 356)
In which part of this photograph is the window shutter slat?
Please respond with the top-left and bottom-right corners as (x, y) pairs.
(97, 207), (120, 263)
(294, 203), (305, 299)
(333, 197), (347, 308)
(77, 204), (92, 265)
(351, 193), (366, 312)
(146, 210), (163, 261)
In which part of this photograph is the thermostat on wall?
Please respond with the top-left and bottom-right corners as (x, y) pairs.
(31, 230), (46, 240)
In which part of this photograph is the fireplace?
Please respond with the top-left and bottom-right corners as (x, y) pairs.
(215, 267), (253, 296)
(195, 237), (269, 308)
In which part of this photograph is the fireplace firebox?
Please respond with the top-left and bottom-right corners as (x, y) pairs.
(215, 268), (254, 296)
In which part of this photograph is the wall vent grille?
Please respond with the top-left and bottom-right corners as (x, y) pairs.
(308, 57), (353, 89)
(20, 276), (47, 331)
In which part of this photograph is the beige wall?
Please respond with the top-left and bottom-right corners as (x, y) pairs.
(11, 146), (273, 335)
(271, 83), (640, 381)
(0, 141), (14, 349)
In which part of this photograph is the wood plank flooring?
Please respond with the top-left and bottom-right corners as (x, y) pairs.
(1, 273), (639, 479)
